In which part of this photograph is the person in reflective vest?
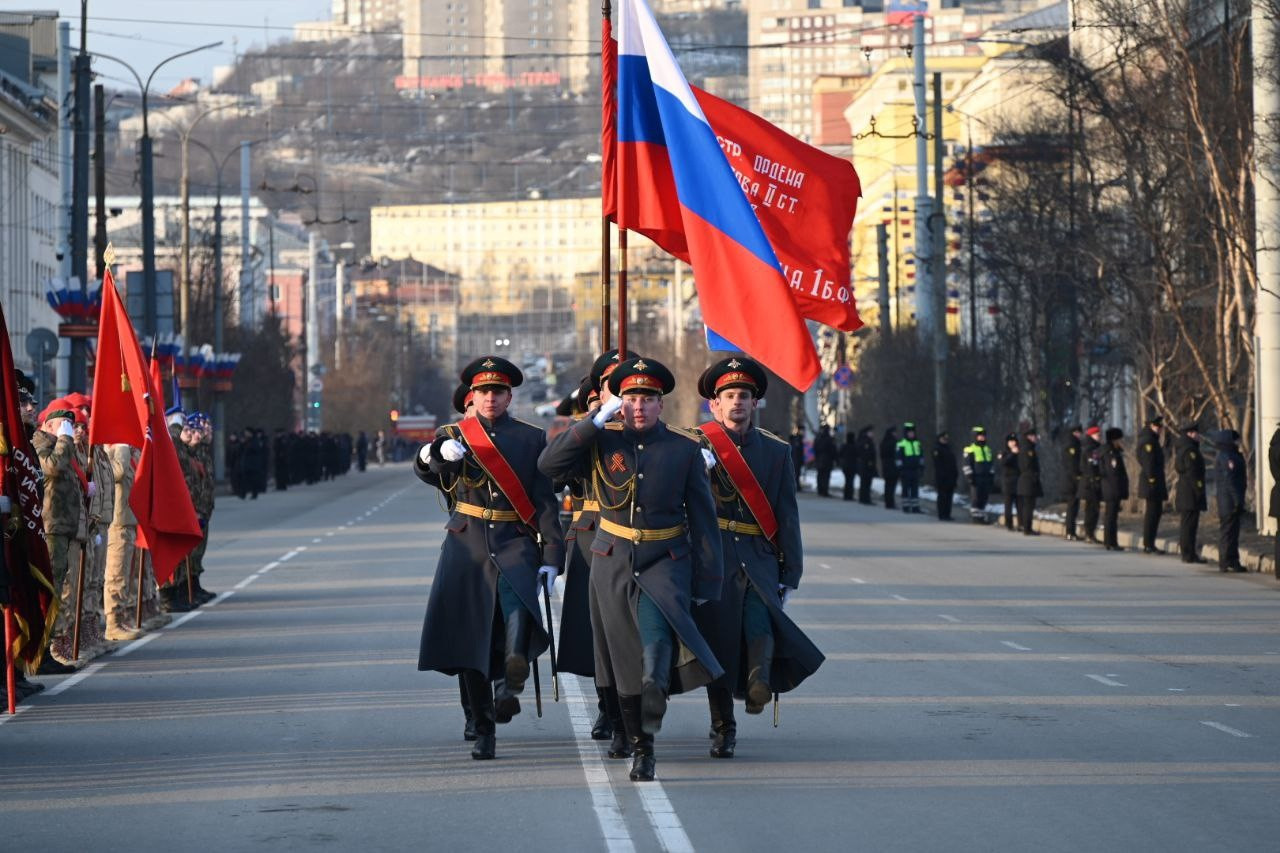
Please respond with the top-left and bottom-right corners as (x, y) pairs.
(895, 422), (924, 514)
(962, 427), (994, 523)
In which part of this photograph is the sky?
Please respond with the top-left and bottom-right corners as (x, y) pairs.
(24, 1), (331, 93)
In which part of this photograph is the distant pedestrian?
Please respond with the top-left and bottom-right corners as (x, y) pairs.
(1213, 429), (1247, 573)
(839, 433), (858, 501)
(879, 426), (899, 509)
(1101, 428), (1129, 551)
(1017, 428), (1043, 535)
(998, 433), (1020, 531)
(931, 431), (957, 521)
(789, 427), (805, 491)
(895, 422), (923, 514)
(1136, 416), (1167, 554)
(1269, 425), (1279, 578)
(855, 425), (877, 505)
(375, 429), (387, 466)
(1061, 424), (1083, 540)
(356, 430), (369, 472)
(813, 425), (836, 497)
(1173, 423), (1207, 564)
(1079, 426), (1104, 543)
(962, 426), (994, 523)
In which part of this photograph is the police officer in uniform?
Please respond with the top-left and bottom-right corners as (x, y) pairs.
(931, 431), (958, 521)
(1213, 429), (1247, 572)
(1061, 425), (1084, 540)
(1173, 422), (1207, 564)
(1136, 416), (1167, 554)
(418, 357), (565, 760)
(539, 357), (723, 782)
(998, 433), (1020, 531)
(962, 427), (994, 523)
(1101, 427), (1128, 551)
(855, 426), (877, 505)
(692, 358), (823, 759)
(1017, 428), (1043, 535)
(1079, 426), (1104, 543)
(896, 422), (923, 513)
(879, 426), (899, 509)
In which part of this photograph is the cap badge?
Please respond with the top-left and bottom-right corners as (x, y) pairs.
(727, 358), (742, 369)
(482, 358), (496, 368)
(633, 359), (648, 371)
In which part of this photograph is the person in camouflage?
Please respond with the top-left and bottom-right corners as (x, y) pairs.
(182, 412), (216, 604)
(79, 423), (112, 657)
(103, 442), (150, 640)
(161, 409), (197, 611)
(30, 407), (81, 673)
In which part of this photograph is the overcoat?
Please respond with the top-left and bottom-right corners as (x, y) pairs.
(1137, 427), (1168, 501)
(1173, 435), (1207, 513)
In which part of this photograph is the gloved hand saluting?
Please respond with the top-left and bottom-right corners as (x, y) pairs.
(592, 395), (624, 428)
(57, 420), (75, 438)
(778, 584), (794, 609)
(538, 565), (559, 597)
(701, 448), (717, 470)
(440, 438), (468, 462)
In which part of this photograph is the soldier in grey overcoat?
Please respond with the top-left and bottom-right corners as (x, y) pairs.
(692, 357), (824, 760)
(417, 357), (565, 760)
(538, 356), (723, 783)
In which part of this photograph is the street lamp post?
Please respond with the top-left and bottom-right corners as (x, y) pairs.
(90, 41), (221, 338)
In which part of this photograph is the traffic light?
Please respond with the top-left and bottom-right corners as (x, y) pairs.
(390, 409), (399, 422)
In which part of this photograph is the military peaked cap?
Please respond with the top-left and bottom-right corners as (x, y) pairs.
(461, 355), (523, 390)
(452, 383), (474, 415)
(607, 357), (675, 397)
(697, 356), (767, 399)
(590, 349), (639, 392)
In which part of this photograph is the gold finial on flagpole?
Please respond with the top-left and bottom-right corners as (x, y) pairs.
(103, 243), (117, 267)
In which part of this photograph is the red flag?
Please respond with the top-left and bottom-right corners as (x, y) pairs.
(601, 19), (863, 334)
(89, 268), (201, 585)
(0, 303), (57, 670)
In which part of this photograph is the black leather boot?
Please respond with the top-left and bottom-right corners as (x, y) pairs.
(462, 670), (496, 760)
(458, 675), (476, 741)
(604, 686), (631, 758)
(503, 607), (532, 694)
(620, 694), (655, 782)
(591, 686), (614, 740)
(745, 635), (775, 715)
(494, 678), (521, 723)
(707, 686), (737, 759)
(640, 638), (672, 734)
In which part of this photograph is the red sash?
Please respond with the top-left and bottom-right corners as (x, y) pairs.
(698, 421), (779, 542)
(457, 417), (537, 527)
(70, 452), (90, 497)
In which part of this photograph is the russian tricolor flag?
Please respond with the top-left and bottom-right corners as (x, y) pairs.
(615, 0), (821, 391)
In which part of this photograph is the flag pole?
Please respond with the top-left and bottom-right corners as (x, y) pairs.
(601, 0), (613, 352)
(71, 545), (86, 662)
(133, 547), (145, 631)
(618, 230), (628, 357)
(4, 606), (16, 714)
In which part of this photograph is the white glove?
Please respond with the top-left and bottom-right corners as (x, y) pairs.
(57, 420), (75, 438)
(592, 395), (624, 428)
(701, 448), (717, 470)
(94, 533), (103, 546)
(538, 565), (559, 597)
(440, 439), (468, 462)
(778, 584), (793, 609)
(86, 481), (97, 498)
(417, 444), (432, 464)
(693, 598), (709, 606)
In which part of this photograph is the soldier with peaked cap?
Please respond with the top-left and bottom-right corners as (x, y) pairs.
(418, 356), (565, 760)
(1173, 422), (1207, 564)
(692, 357), (823, 760)
(1079, 425), (1105, 543)
(1061, 425), (1084, 541)
(539, 356), (723, 782)
(1136, 415), (1168, 554)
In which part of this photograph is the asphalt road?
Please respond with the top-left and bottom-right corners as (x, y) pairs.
(3, 464), (1279, 852)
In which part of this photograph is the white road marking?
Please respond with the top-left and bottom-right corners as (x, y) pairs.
(234, 575), (258, 590)
(891, 594), (909, 602)
(1085, 674), (1127, 687)
(851, 578), (867, 585)
(312, 537), (322, 543)
(259, 561), (281, 574)
(278, 549), (300, 562)
(1201, 721), (1252, 738)
(1001, 641), (1032, 651)
(562, 673), (637, 853)
(1168, 688), (1186, 692)
(938, 614), (961, 623)
(637, 783), (696, 853)
(0, 704), (31, 725)
(112, 634), (160, 658)
(168, 610), (205, 630)
(325, 531), (335, 537)
(205, 590), (236, 608)
(44, 662), (108, 695)
(819, 563), (831, 569)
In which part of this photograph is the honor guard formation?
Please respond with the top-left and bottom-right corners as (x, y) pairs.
(415, 351), (824, 780)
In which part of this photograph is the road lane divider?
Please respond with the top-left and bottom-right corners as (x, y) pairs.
(1085, 674), (1127, 687)
(1201, 721), (1252, 738)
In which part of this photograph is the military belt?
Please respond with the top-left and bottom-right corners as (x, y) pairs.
(455, 501), (521, 523)
(717, 518), (764, 536)
(598, 518), (686, 544)
(571, 500), (601, 522)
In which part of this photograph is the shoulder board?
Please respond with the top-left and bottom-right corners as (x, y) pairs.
(441, 423), (461, 437)
(667, 425), (703, 443)
(757, 428), (788, 446)
(604, 422), (624, 431)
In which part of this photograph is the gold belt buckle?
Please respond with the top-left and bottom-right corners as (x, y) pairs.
(632, 528), (643, 544)
(482, 507), (494, 520)
(726, 520), (739, 533)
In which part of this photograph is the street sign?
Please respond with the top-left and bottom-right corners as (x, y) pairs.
(309, 376), (324, 393)
(25, 327), (59, 363)
(833, 365), (853, 388)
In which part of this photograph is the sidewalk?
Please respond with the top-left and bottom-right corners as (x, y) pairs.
(803, 469), (1277, 579)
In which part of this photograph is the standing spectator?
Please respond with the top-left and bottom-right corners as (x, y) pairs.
(1061, 424), (1084, 540)
(240, 428), (266, 500)
(1173, 423), (1207, 564)
(879, 426), (899, 509)
(895, 422), (923, 513)
(273, 428), (290, 490)
(1213, 429), (1247, 573)
(1101, 428), (1129, 552)
(356, 430), (369, 471)
(856, 425), (877, 505)
(103, 443), (145, 641)
(839, 433), (858, 501)
(1136, 416), (1168, 554)
(1017, 428), (1043, 535)
(932, 431), (958, 521)
(1268, 424), (1279, 578)
(226, 432), (243, 498)
(788, 427), (806, 491)
(813, 425), (836, 497)
(962, 427), (994, 524)
(30, 407), (80, 673)
(1079, 426), (1104, 543)
(374, 429), (388, 466)
(998, 433), (1020, 531)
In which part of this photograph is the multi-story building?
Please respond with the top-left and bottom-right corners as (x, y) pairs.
(296, 0), (406, 41)
(0, 11), (61, 382)
(399, 1), (592, 94)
